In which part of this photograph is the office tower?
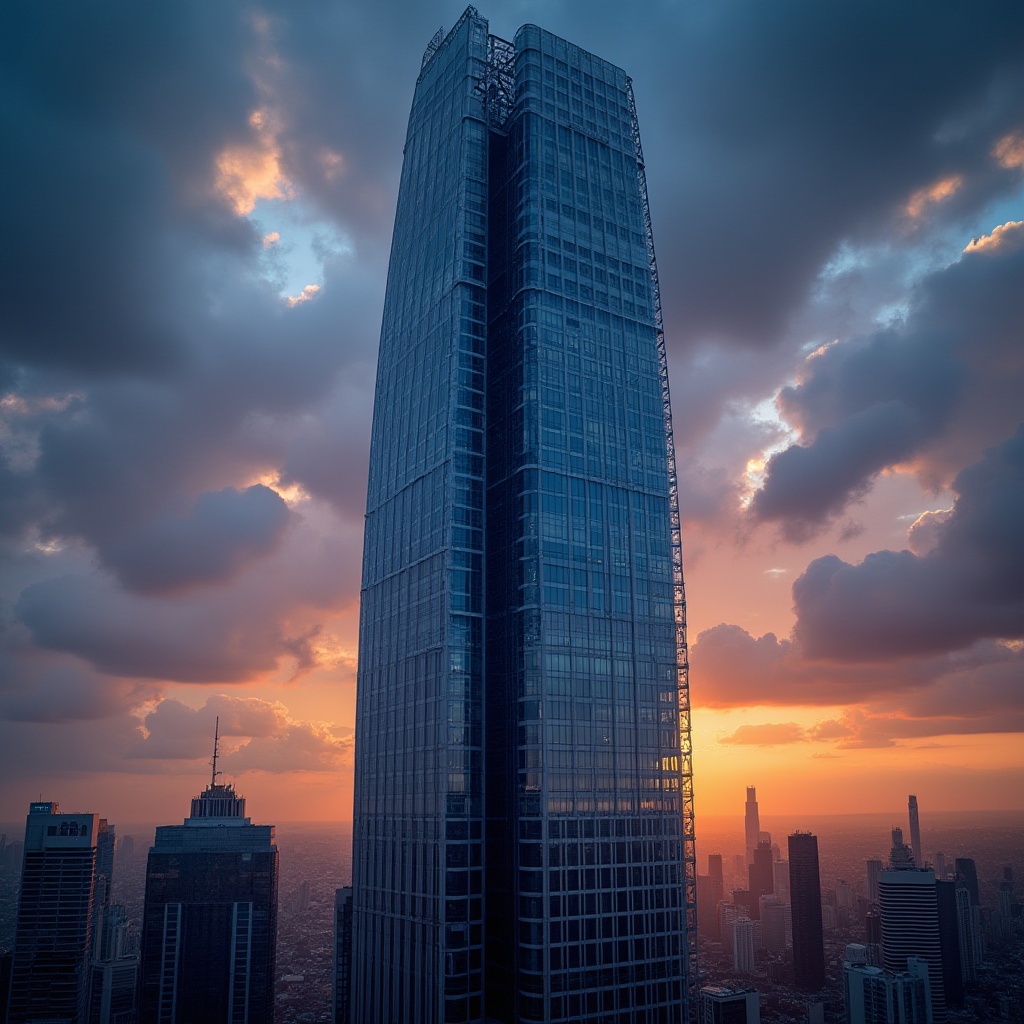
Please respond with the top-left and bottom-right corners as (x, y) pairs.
(953, 885), (977, 984)
(759, 895), (787, 952)
(843, 951), (930, 1024)
(92, 820), (115, 961)
(789, 832), (825, 991)
(699, 986), (760, 1024)
(953, 859), (979, 907)
(908, 797), (922, 867)
(745, 788), (760, 864)
(350, 9), (695, 1024)
(867, 859), (884, 903)
(934, 880), (963, 1008)
(118, 835), (134, 860)
(773, 857), (789, 903)
(889, 828), (915, 870)
(748, 841), (774, 908)
(878, 869), (944, 1023)
(87, 959), (138, 1024)
(333, 887), (353, 1024)
(718, 903), (744, 953)
(709, 853), (725, 904)
(733, 917), (756, 973)
(9, 801), (98, 1024)
(934, 853), (945, 882)
(138, 745), (278, 1024)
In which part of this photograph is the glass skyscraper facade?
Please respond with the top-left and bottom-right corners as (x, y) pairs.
(351, 8), (695, 1023)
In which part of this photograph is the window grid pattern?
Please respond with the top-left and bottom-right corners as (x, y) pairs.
(353, 11), (691, 1024)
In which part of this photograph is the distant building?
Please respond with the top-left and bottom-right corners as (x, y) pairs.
(953, 859), (979, 907)
(87, 958), (138, 1024)
(759, 895), (788, 952)
(9, 801), (99, 1024)
(333, 886), (353, 1024)
(789, 832), (825, 991)
(953, 885), (981, 983)
(773, 858), (789, 903)
(889, 828), (915, 870)
(719, 903), (745, 951)
(734, 917), (756, 973)
(843, 953), (930, 1024)
(700, 984), (760, 1023)
(878, 869), (944, 1023)
(138, 737), (278, 1024)
(749, 841), (774, 906)
(9, 802), (100, 1024)
(908, 797), (922, 869)
(867, 859), (884, 904)
(745, 788), (761, 865)
(934, 880), (963, 1008)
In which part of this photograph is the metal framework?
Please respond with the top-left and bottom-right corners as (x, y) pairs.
(484, 34), (516, 129)
(627, 78), (699, 1008)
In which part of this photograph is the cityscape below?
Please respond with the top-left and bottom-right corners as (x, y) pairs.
(0, 790), (1021, 1022)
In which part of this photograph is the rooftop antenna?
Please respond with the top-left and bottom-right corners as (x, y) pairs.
(210, 715), (222, 788)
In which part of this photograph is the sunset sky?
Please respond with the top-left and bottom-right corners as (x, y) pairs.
(1, 1), (1022, 827)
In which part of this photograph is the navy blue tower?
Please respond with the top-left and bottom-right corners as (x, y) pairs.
(351, 9), (695, 1023)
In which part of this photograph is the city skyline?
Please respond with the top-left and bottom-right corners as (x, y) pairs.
(1, 1), (1024, 825)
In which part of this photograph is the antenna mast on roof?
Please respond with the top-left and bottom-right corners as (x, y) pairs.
(210, 715), (222, 788)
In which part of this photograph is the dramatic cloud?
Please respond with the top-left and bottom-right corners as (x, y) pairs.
(132, 695), (350, 772)
(104, 485), (290, 594)
(793, 427), (1024, 660)
(1, 0), (1022, 816)
(751, 238), (1024, 537)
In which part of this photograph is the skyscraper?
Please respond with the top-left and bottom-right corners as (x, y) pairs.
(788, 832), (825, 991)
(908, 796), (922, 867)
(878, 868), (944, 1023)
(350, 8), (695, 1023)
(138, 740), (278, 1024)
(744, 787), (760, 865)
(8, 802), (98, 1024)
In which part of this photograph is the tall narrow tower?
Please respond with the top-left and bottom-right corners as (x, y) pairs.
(907, 794), (923, 868)
(351, 8), (695, 1023)
(8, 802), (98, 1024)
(138, 724), (278, 1023)
(744, 787), (760, 865)
(788, 832), (825, 991)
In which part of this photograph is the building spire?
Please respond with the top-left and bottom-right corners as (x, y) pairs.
(210, 715), (222, 788)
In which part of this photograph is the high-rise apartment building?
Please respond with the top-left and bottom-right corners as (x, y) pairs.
(8, 802), (98, 1024)
(842, 948), (930, 1024)
(744, 788), (760, 865)
(699, 986), (760, 1024)
(333, 887), (353, 1024)
(878, 869), (944, 1023)
(788, 832), (825, 991)
(350, 8), (695, 1023)
(138, 762), (278, 1023)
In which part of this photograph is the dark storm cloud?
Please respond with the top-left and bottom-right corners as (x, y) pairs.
(793, 426), (1024, 660)
(752, 235), (1024, 535)
(103, 485), (290, 594)
(14, 573), (312, 682)
(0, 653), (157, 724)
(0, 2), (261, 375)
(631, 0), (1024, 351)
